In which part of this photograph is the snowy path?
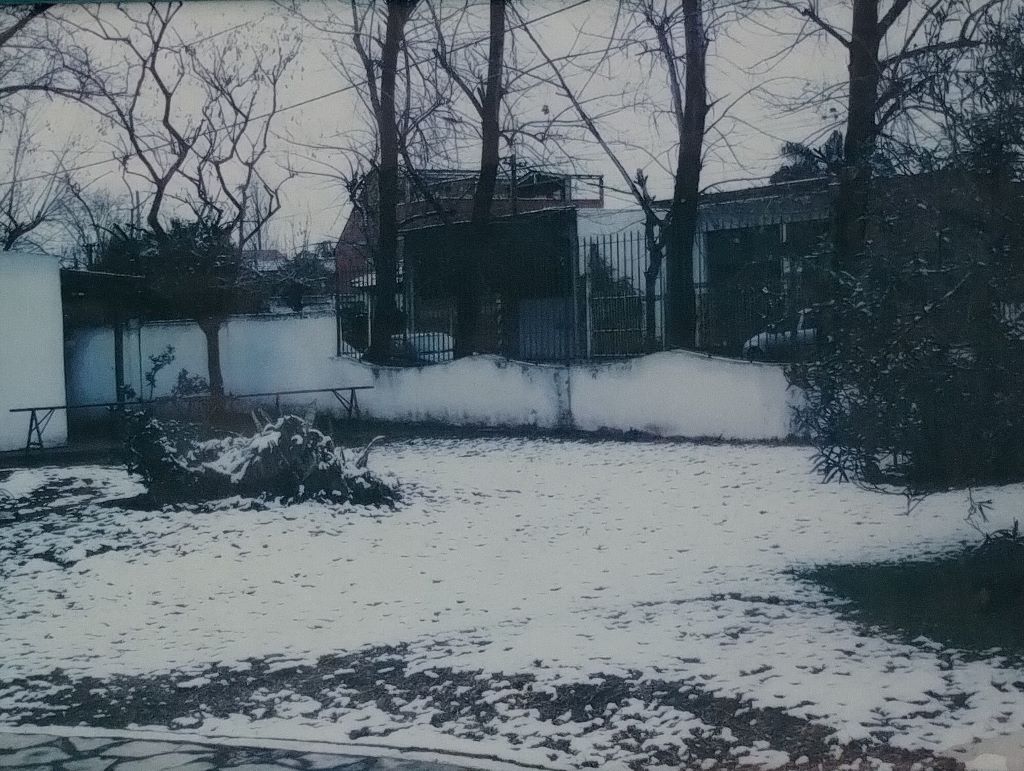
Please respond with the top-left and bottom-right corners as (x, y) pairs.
(2, 438), (1024, 770)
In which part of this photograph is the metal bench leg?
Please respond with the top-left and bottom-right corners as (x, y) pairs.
(24, 410), (37, 453)
(24, 408), (55, 453)
(331, 389), (358, 419)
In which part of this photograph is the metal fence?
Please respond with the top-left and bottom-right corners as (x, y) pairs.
(333, 214), (817, 366)
(695, 254), (817, 360)
(334, 218), (665, 365)
(580, 231), (664, 358)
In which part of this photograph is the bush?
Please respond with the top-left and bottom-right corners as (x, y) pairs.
(124, 413), (398, 506)
(790, 252), (1024, 493)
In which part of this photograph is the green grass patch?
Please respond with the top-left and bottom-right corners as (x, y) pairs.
(800, 554), (1024, 657)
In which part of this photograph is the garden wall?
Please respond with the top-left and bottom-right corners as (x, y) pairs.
(66, 312), (798, 441)
(0, 252), (68, 452)
(569, 352), (797, 440)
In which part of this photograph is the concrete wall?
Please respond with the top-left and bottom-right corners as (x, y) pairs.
(0, 252), (68, 451)
(66, 312), (800, 441)
(569, 352), (797, 440)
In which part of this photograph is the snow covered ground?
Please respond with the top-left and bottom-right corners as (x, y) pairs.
(2, 438), (1024, 770)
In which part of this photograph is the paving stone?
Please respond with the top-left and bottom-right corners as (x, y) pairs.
(102, 742), (185, 759)
(0, 744), (70, 765)
(68, 737), (119, 753)
(64, 757), (116, 771)
(114, 753), (211, 771)
(0, 734), (53, 751)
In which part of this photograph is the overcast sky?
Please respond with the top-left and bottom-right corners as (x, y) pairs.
(18, 0), (850, 252)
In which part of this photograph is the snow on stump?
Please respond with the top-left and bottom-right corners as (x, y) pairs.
(124, 413), (397, 506)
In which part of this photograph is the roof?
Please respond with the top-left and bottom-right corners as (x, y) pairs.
(698, 179), (833, 231)
(242, 249), (288, 272)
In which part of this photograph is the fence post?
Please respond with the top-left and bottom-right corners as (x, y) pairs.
(334, 264), (342, 357)
(585, 241), (595, 359)
(570, 234), (580, 363)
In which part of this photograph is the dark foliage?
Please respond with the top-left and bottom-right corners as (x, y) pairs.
(789, 13), (1024, 494)
(277, 244), (334, 313)
(124, 413), (398, 506)
(789, 235), (1024, 492)
(769, 131), (845, 184)
(93, 218), (265, 320)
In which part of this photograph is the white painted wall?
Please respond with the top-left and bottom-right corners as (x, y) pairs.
(68, 313), (349, 406)
(360, 357), (567, 428)
(0, 252), (68, 451)
(66, 312), (799, 441)
(569, 351), (799, 439)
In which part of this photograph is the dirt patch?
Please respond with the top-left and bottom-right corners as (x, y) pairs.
(0, 644), (962, 770)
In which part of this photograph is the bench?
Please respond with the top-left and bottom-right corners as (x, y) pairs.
(9, 385), (374, 453)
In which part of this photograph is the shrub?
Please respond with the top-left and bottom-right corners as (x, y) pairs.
(124, 413), (397, 506)
(789, 252), (1024, 493)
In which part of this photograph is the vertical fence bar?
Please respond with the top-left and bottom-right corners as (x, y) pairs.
(585, 239), (593, 359)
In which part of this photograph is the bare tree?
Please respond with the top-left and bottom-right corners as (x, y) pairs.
(68, 2), (296, 397)
(430, 0), (508, 357)
(518, 0), (710, 349)
(0, 104), (74, 252)
(0, 4), (98, 111)
(0, 4), (51, 110)
(185, 38), (298, 251)
(641, 0), (709, 348)
(780, 0), (1004, 267)
(60, 184), (124, 268)
(344, 0), (422, 362)
(68, 2), (198, 238)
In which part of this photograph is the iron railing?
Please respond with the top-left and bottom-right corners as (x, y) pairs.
(334, 225), (667, 365)
(334, 221), (812, 365)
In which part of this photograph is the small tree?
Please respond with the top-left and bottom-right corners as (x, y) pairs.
(99, 217), (253, 399)
(277, 249), (333, 313)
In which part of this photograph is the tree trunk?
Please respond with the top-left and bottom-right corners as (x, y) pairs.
(198, 317), (225, 399)
(366, 0), (418, 363)
(665, 0), (708, 350)
(834, 0), (881, 269)
(456, 0), (506, 359)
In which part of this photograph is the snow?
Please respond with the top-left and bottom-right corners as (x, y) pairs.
(967, 755), (1010, 771)
(2, 439), (1024, 769)
(0, 468), (49, 499)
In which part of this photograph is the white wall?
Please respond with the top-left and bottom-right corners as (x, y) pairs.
(360, 357), (567, 428)
(0, 252), (68, 451)
(569, 351), (799, 439)
(66, 312), (799, 441)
